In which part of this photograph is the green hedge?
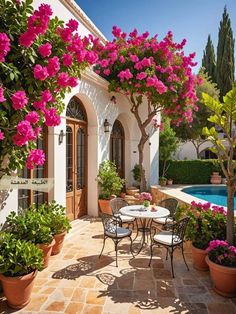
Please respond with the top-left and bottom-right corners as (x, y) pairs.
(159, 159), (223, 184)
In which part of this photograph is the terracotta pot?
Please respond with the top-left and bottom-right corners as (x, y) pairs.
(37, 239), (55, 268)
(206, 256), (236, 297)
(98, 199), (112, 215)
(0, 270), (37, 309)
(210, 173), (222, 184)
(191, 244), (209, 271)
(51, 231), (67, 255)
(167, 179), (173, 185)
(120, 192), (126, 198)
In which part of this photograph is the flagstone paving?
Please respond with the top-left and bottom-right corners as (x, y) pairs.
(1, 216), (236, 314)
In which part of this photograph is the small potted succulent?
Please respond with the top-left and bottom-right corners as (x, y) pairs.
(96, 160), (125, 214)
(6, 209), (54, 268)
(38, 201), (71, 255)
(176, 201), (227, 271)
(206, 240), (236, 297)
(0, 232), (43, 309)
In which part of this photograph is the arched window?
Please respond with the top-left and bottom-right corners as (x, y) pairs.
(66, 96), (87, 122)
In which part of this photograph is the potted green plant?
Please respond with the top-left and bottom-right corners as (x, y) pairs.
(96, 160), (125, 214)
(206, 240), (236, 297)
(159, 176), (167, 186)
(38, 201), (71, 255)
(0, 232), (43, 309)
(6, 209), (54, 268)
(131, 163), (141, 187)
(176, 201), (227, 271)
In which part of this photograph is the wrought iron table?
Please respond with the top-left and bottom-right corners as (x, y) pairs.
(120, 205), (170, 254)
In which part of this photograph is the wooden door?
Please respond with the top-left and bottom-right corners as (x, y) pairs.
(110, 120), (125, 178)
(66, 120), (87, 220)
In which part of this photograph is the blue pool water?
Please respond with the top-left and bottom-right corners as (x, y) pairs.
(182, 186), (236, 210)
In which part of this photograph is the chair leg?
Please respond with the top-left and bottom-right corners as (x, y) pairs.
(99, 236), (106, 258)
(129, 236), (135, 258)
(114, 240), (118, 267)
(181, 244), (189, 271)
(149, 244), (154, 267)
(133, 219), (139, 241)
(170, 247), (174, 278)
(166, 248), (169, 260)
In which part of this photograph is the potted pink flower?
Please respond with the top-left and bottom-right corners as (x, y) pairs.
(139, 192), (152, 208)
(206, 240), (236, 297)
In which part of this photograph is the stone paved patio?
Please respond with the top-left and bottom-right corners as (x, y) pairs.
(1, 216), (236, 314)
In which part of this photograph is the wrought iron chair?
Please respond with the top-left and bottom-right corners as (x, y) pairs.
(153, 198), (178, 230)
(149, 216), (190, 277)
(109, 198), (137, 231)
(99, 213), (134, 267)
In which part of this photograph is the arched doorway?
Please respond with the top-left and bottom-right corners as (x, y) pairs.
(110, 120), (125, 178)
(66, 96), (87, 220)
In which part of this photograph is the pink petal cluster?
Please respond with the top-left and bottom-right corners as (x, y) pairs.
(139, 192), (152, 201)
(207, 240), (228, 252)
(117, 69), (133, 82)
(62, 53), (73, 66)
(33, 64), (49, 81)
(38, 43), (52, 58)
(47, 56), (60, 77)
(0, 87), (6, 102)
(0, 130), (4, 140)
(25, 111), (40, 124)
(19, 4), (52, 47)
(146, 76), (167, 94)
(13, 120), (36, 146)
(44, 108), (61, 127)
(26, 149), (45, 169)
(0, 33), (11, 62)
(11, 90), (28, 110)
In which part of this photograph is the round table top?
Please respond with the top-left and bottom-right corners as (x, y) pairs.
(120, 205), (170, 219)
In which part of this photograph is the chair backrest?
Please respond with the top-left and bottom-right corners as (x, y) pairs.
(110, 198), (128, 215)
(159, 198), (178, 218)
(100, 213), (120, 236)
(171, 216), (190, 245)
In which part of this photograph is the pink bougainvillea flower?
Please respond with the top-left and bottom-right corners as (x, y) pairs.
(11, 90), (28, 110)
(85, 51), (98, 64)
(112, 26), (122, 38)
(136, 72), (147, 80)
(117, 69), (133, 82)
(57, 72), (69, 87)
(0, 87), (6, 102)
(0, 33), (11, 62)
(103, 69), (110, 76)
(47, 56), (60, 77)
(62, 53), (73, 66)
(33, 100), (46, 111)
(44, 107), (61, 126)
(0, 130), (4, 140)
(68, 77), (78, 87)
(17, 120), (35, 140)
(66, 19), (79, 31)
(19, 31), (36, 48)
(33, 64), (49, 81)
(38, 42), (52, 58)
(25, 111), (40, 124)
(12, 133), (28, 146)
(129, 54), (139, 63)
(41, 89), (53, 102)
(26, 149), (45, 169)
(34, 126), (42, 137)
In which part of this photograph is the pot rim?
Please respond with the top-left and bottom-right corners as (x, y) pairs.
(191, 243), (207, 252)
(206, 256), (236, 273)
(0, 269), (38, 282)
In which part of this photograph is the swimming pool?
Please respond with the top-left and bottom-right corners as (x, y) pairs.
(182, 186), (236, 209)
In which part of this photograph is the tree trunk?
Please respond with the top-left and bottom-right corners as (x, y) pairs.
(138, 137), (148, 192)
(196, 146), (200, 159)
(226, 183), (235, 245)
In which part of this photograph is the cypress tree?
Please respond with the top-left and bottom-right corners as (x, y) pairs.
(216, 6), (235, 100)
(202, 35), (216, 82)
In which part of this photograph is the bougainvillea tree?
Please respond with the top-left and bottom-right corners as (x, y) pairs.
(94, 26), (200, 191)
(0, 0), (97, 176)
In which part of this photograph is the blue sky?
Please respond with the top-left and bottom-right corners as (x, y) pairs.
(75, 0), (236, 74)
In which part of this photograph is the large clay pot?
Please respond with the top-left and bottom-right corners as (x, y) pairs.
(191, 244), (209, 271)
(210, 172), (222, 184)
(206, 256), (236, 297)
(51, 231), (67, 255)
(37, 239), (55, 268)
(0, 270), (37, 309)
(98, 199), (112, 214)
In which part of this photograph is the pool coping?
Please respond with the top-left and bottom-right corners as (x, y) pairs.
(151, 184), (236, 216)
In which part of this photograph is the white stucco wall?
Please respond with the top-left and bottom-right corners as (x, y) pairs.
(174, 141), (214, 160)
(0, 0), (161, 226)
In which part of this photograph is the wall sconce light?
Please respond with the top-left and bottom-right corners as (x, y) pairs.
(58, 130), (66, 145)
(104, 119), (111, 133)
(110, 96), (116, 104)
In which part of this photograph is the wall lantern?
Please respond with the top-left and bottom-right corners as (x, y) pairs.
(104, 119), (111, 133)
(110, 95), (117, 104)
(58, 130), (66, 144)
